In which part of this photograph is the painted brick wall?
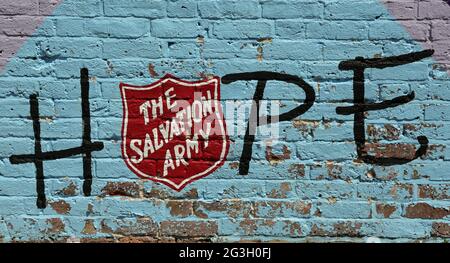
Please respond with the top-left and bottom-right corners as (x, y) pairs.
(0, 0), (449, 243)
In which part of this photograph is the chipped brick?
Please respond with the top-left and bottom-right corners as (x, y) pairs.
(265, 145), (291, 165)
(82, 219), (97, 235)
(418, 184), (449, 200)
(376, 203), (397, 218)
(56, 181), (77, 197)
(49, 200), (71, 215)
(101, 181), (141, 198)
(160, 221), (218, 237)
(432, 222), (450, 237)
(405, 203), (450, 219)
(166, 201), (193, 217)
(287, 164), (306, 178)
(46, 218), (65, 233)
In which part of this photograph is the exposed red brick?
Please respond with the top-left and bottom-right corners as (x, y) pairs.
(292, 120), (319, 136)
(82, 219), (97, 235)
(333, 222), (362, 237)
(49, 200), (71, 215)
(254, 201), (311, 217)
(87, 203), (94, 214)
(364, 143), (416, 160)
(267, 182), (292, 198)
(265, 145), (291, 165)
(175, 237), (214, 243)
(11, 238), (69, 244)
(366, 169), (376, 179)
(193, 203), (209, 219)
(326, 161), (343, 179)
(403, 124), (419, 132)
(145, 188), (198, 200)
(148, 63), (159, 77)
(166, 201), (193, 217)
(80, 238), (115, 243)
(422, 144), (446, 159)
(287, 164), (306, 178)
(80, 236), (210, 243)
(101, 181), (141, 198)
(314, 208), (322, 217)
(367, 124), (400, 141)
(390, 183), (413, 199)
(100, 220), (113, 234)
(418, 185), (449, 200)
(310, 224), (329, 236)
(376, 203), (397, 218)
(432, 222), (450, 237)
(405, 203), (450, 219)
(257, 37), (273, 43)
(193, 200), (254, 219)
(286, 222), (302, 237)
(46, 218), (65, 233)
(287, 201), (312, 215)
(118, 236), (161, 243)
(310, 222), (362, 237)
(114, 217), (159, 236)
(56, 182), (77, 196)
(229, 162), (239, 170)
(239, 219), (258, 235)
(160, 221), (218, 237)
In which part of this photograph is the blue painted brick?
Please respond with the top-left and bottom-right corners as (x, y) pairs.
(275, 20), (306, 39)
(307, 21), (368, 40)
(167, 41), (199, 59)
(0, 78), (39, 98)
(296, 181), (356, 200)
(412, 82), (450, 101)
(357, 183), (414, 201)
(296, 142), (357, 161)
(369, 63), (431, 81)
(424, 103), (450, 121)
(369, 21), (417, 40)
(104, 0), (166, 18)
(0, 178), (37, 197)
(103, 39), (165, 59)
(323, 41), (383, 60)
(52, 58), (109, 78)
(37, 79), (102, 100)
(201, 40), (257, 59)
(52, 0), (103, 17)
(55, 18), (85, 37)
(0, 138), (34, 158)
(85, 18), (150, 39)
(168, 0), (198, 18)
(262, 1), (324, 19)
(0, 98), (54, 118)
(325, 0), (390, 20)
(360, 220), (431, 239)
(5, 58), (54, 77)
(96, 118), (121, 140)
(212, 20), (273, 40)
(39, 38), (102, 59)
(316, 201), (372, 219)
(198, 0), (260, 19)
(152, 19), (204, 38)
(263, 40), (323, 60)
(310, 161), (363, 180)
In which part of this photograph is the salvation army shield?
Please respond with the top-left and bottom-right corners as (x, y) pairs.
(120, 74), (229, 191)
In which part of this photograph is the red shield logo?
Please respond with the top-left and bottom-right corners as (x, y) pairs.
(120, 74), (230, 191)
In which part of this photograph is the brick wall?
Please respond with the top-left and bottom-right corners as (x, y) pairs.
(0, 0), (449, 242)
